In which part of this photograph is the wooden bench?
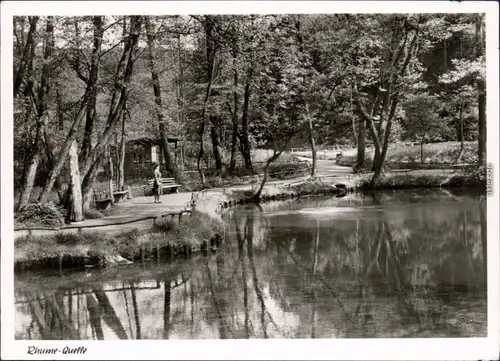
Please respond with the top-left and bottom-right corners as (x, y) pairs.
(149, 177), (181, 194)
(94, 181), (130, 209)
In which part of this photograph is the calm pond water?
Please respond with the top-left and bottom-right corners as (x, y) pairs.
(15, 189), (487, 340)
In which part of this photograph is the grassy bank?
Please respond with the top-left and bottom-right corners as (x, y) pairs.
(336, 141), (478, 169)
(225, 178), (348, 206)
(14, 179), (348, 272)
(15, 208), (225, 272)
(358, 167), (487, 191)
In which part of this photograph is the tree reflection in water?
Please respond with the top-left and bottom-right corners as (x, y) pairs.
(15, 191), (487, 339)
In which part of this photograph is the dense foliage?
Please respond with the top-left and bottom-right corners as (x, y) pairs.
(15, 203), (63, 228)
(13, 14), (486, 216)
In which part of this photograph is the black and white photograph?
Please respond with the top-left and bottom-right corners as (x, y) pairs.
(1, 1), (499, 360)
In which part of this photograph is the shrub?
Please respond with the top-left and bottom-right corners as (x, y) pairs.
(353, 157), (375, 174)
(292, 180), (336, 194)
(207, 176), (225, 188)
(359, 174), (446, 190)
(268, 162), (309, 179)
(444, 166), (486, 188)
(152, 218), (178, 233)
(128, 185), (153, 197)
(84, 208), (105, 219)
(15, 203), (63, 228)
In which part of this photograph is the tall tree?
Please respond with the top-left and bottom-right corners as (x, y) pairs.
(193, 15), (218, 183)
(79, 16), (104, 165)
(475, 14), (486, 165)
(16, 17), (54, 211)
(145, 16), (174, 174)
(251, 20), (307, 198)
(439, 14), (486, 165)
(66, 139), (83, 222)
(13, 16), (39, 99)
(228, 21), (241, 172)
(79, 16), (143, 212)
(38, 16), (104, 203)
(401, 93), (443, 163)
(352, 15), (423, 184)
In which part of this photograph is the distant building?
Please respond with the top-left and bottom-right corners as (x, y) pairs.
(107, 137), (183, 180)
(126, 137), (181, 166)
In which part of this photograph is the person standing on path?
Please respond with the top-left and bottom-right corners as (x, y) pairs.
(153, 163), (162, 203)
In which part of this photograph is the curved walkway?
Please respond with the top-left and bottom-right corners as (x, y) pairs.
(15, 158), (463, 238)
(16, 162), (355, 238)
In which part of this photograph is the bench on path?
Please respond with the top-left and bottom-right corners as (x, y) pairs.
(149, 177), (181, 194)
(94, 181), (130, 210)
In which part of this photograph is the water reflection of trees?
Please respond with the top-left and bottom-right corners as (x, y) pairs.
(264, 195), (487, 338)
(16, 196), (487, 340)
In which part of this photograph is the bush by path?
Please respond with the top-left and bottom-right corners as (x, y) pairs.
(15, 203), (64, 228)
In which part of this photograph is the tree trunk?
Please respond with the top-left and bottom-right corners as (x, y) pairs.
(175, 34), (186, 167)
(353, 81), (383, 184)
(356, 117), (366, 169)
(240, 68), (253, 171)
(476, 14), (486, 166)
(145, 16), (174, 173)
(80, 16), (142, 182)
(197, 16), (217, 184)
(80, 17), (103, 161)
(80, 96), (97, 161)
(229, 42), (240, 172)
(81, 17), (102, 154)
(210, 115), (224, 176)
(366, 23), (418, 183)
(118, 112), (126, 190)
(253, 139), (292, 200)
(14, 16), (38, 98)
(197, 125), (207, 184)
(39, 16), (103, 203)
(16, 17), (54, 211)
(456, 99), (465, 163)
(229, 119), (239, 171)
(81, 156), (102, 212)
(371, 147), (381, 172)
(16, 136), (41, 211)
(180, 144), (185, 170)
(66, 139), (83, 223)
(254, 157), (274, 201)
(477, 89), (486, 165)
(420, 137), (424, 163)
(42, 123), (65, 204)
(306, 104), (317, 178)
(56, 86), (64, 130)
(107, 149), (114, 205)
(37, 99), (88, 202)
(377, 106), (396, 180)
